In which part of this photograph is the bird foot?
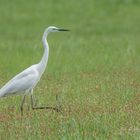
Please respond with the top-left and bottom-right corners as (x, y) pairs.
(32, 106), (62, 113)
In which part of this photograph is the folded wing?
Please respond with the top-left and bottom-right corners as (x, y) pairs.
(0, 65), (39, 97)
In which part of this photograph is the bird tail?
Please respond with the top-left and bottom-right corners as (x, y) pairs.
(0, 91), (4, 97)
(0, 87), (6, 97)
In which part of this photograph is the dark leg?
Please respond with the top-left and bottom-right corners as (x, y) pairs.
(56, 94), (58, 105)
(30, 95), (61, 112)
(20, 95), (26, 115)
(56, 94), (62, 111)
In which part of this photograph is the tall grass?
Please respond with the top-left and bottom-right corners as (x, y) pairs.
(0, 0), (140, 139)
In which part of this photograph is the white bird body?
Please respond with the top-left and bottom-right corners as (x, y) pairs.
(0, 64), (39, 96)
(0, 26), (68, 99)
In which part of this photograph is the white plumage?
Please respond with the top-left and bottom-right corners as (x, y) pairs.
(0, 26), (69, 114)
(0, 65), (39, 97)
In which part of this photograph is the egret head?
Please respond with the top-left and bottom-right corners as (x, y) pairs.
(43, 26), (69, 40)
(47, 26), (69, 33)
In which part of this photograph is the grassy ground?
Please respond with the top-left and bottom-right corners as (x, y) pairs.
(0, 0), (140, 139)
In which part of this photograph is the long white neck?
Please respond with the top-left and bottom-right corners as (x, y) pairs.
(38, 29), (49, 76)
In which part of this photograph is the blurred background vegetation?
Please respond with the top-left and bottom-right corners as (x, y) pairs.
(0, 0), (140, 139)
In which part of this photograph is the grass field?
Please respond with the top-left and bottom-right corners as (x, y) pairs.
(0, 0), (140, 139)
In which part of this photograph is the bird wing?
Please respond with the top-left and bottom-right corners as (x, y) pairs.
(0, 65), (39, 97)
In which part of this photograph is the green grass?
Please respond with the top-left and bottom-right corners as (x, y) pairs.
(0, 0), (140, 139)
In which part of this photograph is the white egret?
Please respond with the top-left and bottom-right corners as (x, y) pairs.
(0, 26), (69, 114)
